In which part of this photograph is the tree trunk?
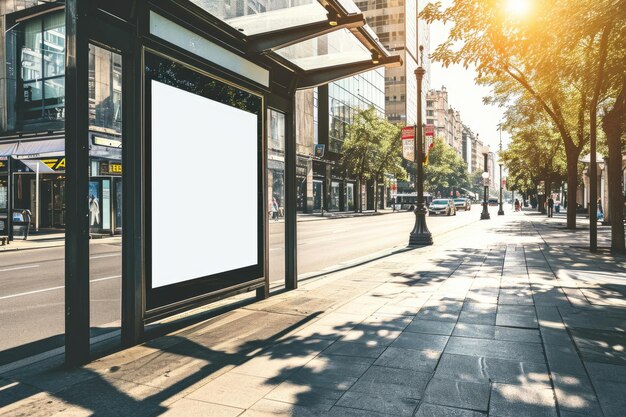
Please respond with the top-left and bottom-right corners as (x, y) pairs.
(602, 80), (625, 253)
(565, 152), (580, 229)
(374, 179), (378, 213)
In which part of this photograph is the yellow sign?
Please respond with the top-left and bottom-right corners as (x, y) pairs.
(41, 158), (66, 171)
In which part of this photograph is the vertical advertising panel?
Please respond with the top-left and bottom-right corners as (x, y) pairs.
(144, 52), (264, 313)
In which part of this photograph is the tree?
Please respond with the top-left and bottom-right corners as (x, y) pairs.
(420, 0), (625, 230)
(341, 108), (406, 212)
(424, 138), (470, 197)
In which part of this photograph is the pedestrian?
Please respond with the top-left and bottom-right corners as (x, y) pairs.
(271, 197), (279, 220)
(390, 197), (396, 212)
(547, 195), (554, 218)
(514, 198), (520, 212)
(597, 198), (603, 221)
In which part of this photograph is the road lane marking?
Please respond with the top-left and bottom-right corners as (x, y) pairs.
(0, 275), (121, 300)
(0, 265), (39, 272)
(90, 253), (121, 259)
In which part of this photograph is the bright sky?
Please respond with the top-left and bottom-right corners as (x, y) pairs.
(425, 1), (511, 153)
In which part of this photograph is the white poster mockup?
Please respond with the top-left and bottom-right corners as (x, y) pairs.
(151, 80), (258, 289)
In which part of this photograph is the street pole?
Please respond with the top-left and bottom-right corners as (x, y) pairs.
(481, 152), (490, 220)
(409, 45), (432, 246)
(498, 126), (504, 215)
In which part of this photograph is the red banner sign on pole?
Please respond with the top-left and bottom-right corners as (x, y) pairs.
(401, 126), (415, 161)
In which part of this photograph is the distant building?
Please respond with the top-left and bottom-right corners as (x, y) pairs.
(462, 124), (475, 172)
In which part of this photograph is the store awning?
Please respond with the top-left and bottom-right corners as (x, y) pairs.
(186, 0), (402, 89)
(19, 159), (56, 173)
(13, 138), (65, 159)
(0, 142), (18, 157)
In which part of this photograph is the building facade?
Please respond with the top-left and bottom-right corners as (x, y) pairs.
(0, 3), (122, 235)
(295, 69), (386, 213)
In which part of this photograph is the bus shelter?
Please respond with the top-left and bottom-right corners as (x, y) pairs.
(63, 0), (400, 365)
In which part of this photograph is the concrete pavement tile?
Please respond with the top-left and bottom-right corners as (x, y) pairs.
(551, 372), (603, 417)
(415, 310), (460, 322)
(544, 344), (587, 376)
(326, 405), (397, 416)
(360, 314), (412, 331)
(348, 366), (430, 399)
(265, 381), (342, 410)
(452, 323), (495, 339)
(187, 373), (276, 409)
(375, 304), (419, 316)
(461, 303), (497, 314)
(592, 380), (626, 417)
(390, 332), (449, 352)
(335, 390), (419, 416)
(414, 403), (486, 417)
(540, 327), (574, 346)
(422, 378), (490, 411)
(569, 328), (626, 365)
(457, 311), (496, 325)
(496, 314), (538, 329)
(286, 366), (358, 391)
(305, 355), (375, 379)
(339, 328), (401, 346)
(585, 361), (626, 383)
(497, 305), (535, 315)
(494, 327), (541, 344)
(241, 398), (322, 417)
(160, 398), (243, 417)
(404, 319), (456, 336)
(489, 383), (557, 417)
(444, 337), (545, 363)
(434, 353), (550, 386)
(373, 346), (441, 373)
(323, 341), (386, 359)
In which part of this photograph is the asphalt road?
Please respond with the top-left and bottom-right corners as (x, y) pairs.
(0, 204), (486, 360)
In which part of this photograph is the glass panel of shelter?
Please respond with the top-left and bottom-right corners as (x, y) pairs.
(88, 44), (123, 344)
(268, 109), (286, 291)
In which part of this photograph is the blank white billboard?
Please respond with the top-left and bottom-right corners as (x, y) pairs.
(151, 80), (258, 289)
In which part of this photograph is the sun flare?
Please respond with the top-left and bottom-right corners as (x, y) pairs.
(505, 0), (532, 17)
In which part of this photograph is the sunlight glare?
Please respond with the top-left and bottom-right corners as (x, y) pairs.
(506, 0), (532, 17)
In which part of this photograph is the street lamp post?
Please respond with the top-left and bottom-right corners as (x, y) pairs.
(480, 152), (490, 220)
(409, 45), (432, 246)
(498, 126), (504, 216)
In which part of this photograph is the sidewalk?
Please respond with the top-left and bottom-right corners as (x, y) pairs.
(1, 212), (625, 416)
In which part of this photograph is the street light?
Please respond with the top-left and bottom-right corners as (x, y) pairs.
(498, 126), (504, 216)
(480, 152), (490, 220)
(409, 45), (432, 246)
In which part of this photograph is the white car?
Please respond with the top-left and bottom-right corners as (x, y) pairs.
(428, 199), (456, 216)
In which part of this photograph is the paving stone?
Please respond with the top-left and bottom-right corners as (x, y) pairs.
(434, 353), (550, 386)
(242, 398), (323, 417)
(348, 366), (430, 399)
(374, 346), (441, 373)
(462, 303), (497, 314)
(323, 341), (386, 359)
(414, 403), (486, 417)
(569, 328), (626, 365)
(160, 399), (243, 417)
(585, 361), (626, 383)
(452, 323), (495, 339)
(265, 381), (342, 410)
(326, 405), (398, 416)
(592, 380), (626, 417)
(422, 378), (490, 411)
(286, 366), (358, 391)
(390, 332), (449, 352)
(188, 373), (277, 409)
(306, 354), (375, 379)
(551, 372), (603, 417)
(497, 305), (536, 315)
(404, 319), (456, 336)
(457, 311), (496, 325)
(543, 344), (587, 376)
(495, 327), (541, 344)
(444, 337), (545, 363)
(489, 383), (557, 417)
(496, 314), (538, 329)
(339, 328), (402, 347)
(335, 390), (419, 416)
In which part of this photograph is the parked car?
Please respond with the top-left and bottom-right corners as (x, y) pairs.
(428, 199), (456, 216)
(488, 197), (499, 206)
(453, 198), (471, 211)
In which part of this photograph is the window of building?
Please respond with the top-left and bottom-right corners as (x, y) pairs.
(88, 45), (122, 135)
(18, 12), (65, 122)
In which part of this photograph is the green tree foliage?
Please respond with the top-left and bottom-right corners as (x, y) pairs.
(424, 138), (470, 196)
(341, 108), (407, 212)
(420, 0), (626, 234)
